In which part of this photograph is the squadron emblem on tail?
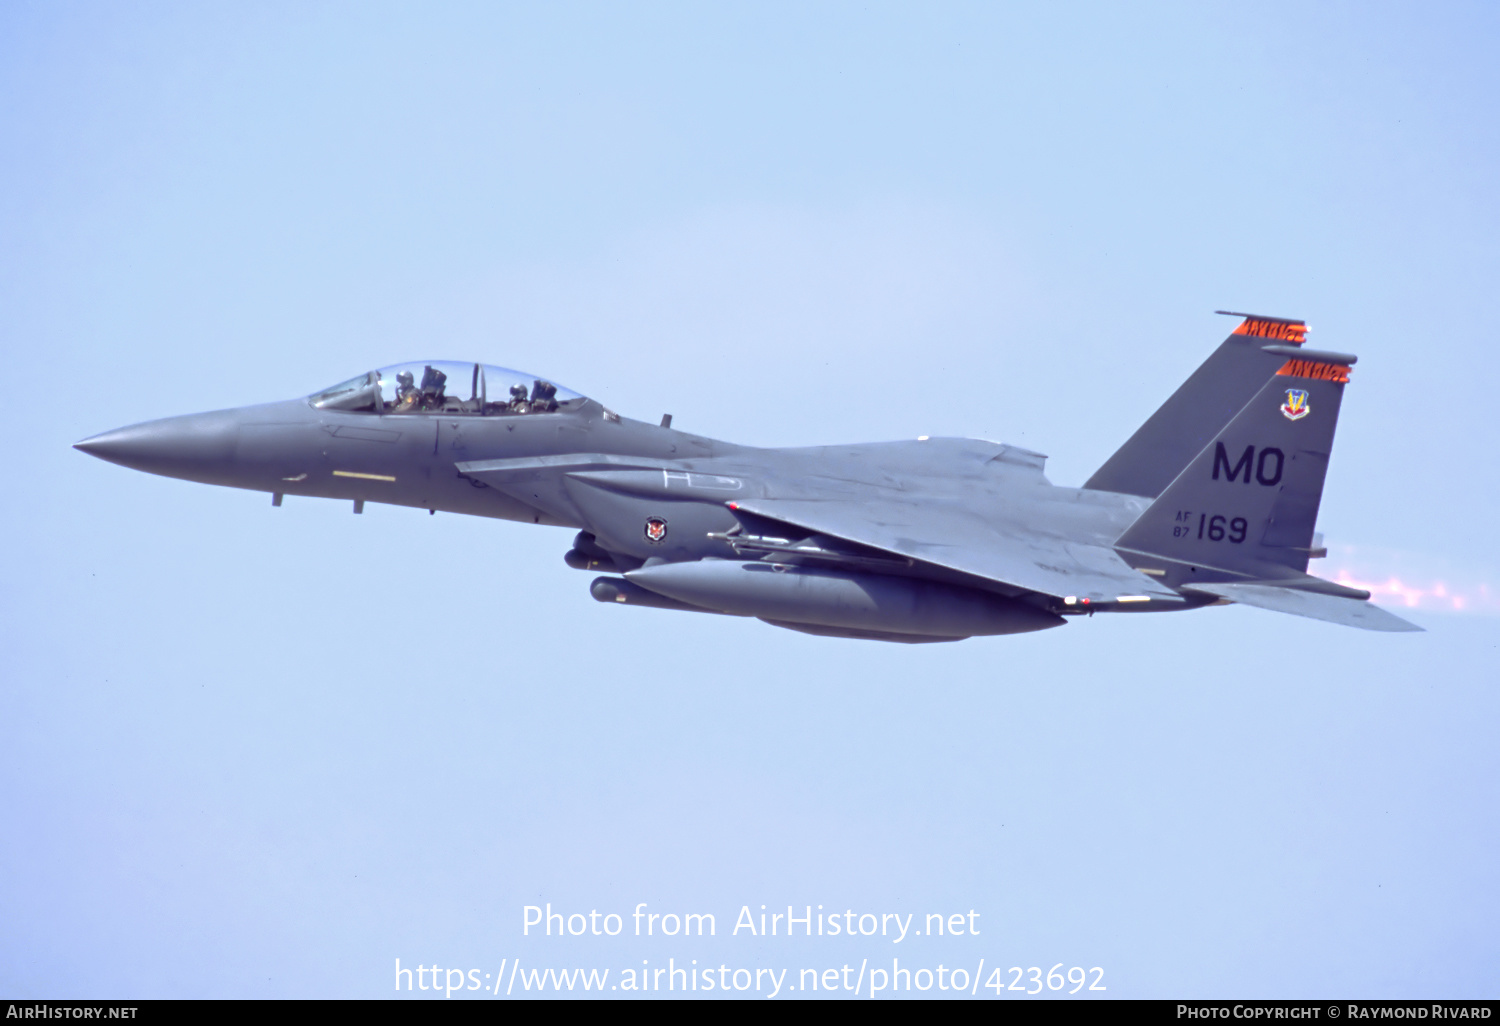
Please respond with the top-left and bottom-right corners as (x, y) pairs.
(1280, 388), (1310, 421)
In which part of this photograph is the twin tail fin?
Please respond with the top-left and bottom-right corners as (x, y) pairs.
(1084, 312), (1309, 498)
(1114, 347), (1421, 631)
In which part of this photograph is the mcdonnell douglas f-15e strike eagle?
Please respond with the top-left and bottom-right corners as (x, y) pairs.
(75, 311), (1420, 642)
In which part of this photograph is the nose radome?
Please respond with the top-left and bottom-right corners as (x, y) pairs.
(73, 427), (148, 459)
(74, 411), (240, 481)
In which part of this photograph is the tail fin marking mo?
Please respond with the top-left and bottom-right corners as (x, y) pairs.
(1114, 349), (1354, 577)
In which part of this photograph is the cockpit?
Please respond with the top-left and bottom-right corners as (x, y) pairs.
(308, 361), (586, 416)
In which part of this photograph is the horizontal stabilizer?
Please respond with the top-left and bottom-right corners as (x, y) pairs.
(1181, 582), (1423, 632)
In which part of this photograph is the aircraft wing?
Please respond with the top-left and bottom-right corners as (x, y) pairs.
(1180, 581), (1423, 632)
(728, 496), (1181, 603)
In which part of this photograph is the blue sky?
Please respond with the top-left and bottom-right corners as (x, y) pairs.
(2, 1), (1496, 998)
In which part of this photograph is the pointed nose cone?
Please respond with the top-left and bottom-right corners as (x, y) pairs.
(74, 411), (240, 481)
(73, 427), (147, 460)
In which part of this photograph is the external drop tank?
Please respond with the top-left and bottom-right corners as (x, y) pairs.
(608, 560), (1065, 643)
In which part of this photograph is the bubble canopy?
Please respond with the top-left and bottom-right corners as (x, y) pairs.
(309, 361), (584, 416)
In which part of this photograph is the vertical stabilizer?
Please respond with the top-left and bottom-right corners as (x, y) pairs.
(1084, 312), (1308, 497)
(1114, 348), (1356, 576)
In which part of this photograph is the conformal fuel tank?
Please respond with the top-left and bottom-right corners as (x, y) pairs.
(625, 560), (1064, 638)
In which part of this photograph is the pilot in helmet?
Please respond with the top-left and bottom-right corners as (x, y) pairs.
(394, 370), (418, 411)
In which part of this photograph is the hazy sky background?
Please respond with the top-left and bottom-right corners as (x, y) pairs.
(3, 1), (1497, 998)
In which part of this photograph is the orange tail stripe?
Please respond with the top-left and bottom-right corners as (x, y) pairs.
(1275, 358), (1350, 383)
(1233, 319), (1308, 343)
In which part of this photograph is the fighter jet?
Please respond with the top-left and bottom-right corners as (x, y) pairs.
(74, 311), (1420, 642)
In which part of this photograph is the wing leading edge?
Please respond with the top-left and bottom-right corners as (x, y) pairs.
(728, 496), (1181, 604)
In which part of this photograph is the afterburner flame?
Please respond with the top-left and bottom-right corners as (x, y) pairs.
(1324, 545), (1500, 616)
